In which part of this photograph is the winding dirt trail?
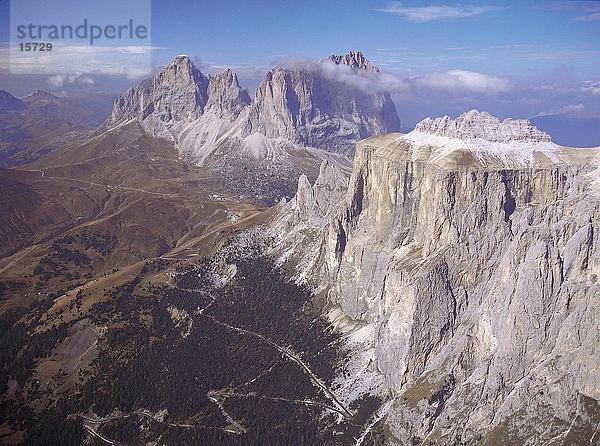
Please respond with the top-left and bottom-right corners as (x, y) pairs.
(23, 168), (183, 198)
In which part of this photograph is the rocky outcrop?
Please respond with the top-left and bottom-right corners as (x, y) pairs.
(206, 68), (251, 118)
(324, 50), (380, 73)
(415, 110), (551, 142)
(241, 51), (400, 156)
(0, 90), (26, 112)
(289, 160), (348, 226)
(271, 113), (600, 444)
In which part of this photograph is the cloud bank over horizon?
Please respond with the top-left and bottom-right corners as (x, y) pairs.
(374, 2), (495, 22)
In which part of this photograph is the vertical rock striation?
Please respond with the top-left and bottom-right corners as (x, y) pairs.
(271, 112), (600, 444)
(242, 51), (400, 156)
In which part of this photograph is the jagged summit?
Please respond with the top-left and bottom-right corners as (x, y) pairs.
(0, 90), (26, 112)
(206, 68), (251, 117)
(23, 90), (59, 99)
(324, 50), (380, 73)
(105, 55), (253, 133)
(397, 110), (561, 167)
(414, 110), (551, 143)
(241, 50), (399, 155)
(105, 50), (400, 170)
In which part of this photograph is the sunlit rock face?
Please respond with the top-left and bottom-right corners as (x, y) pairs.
(106, 51), (400, 159)
(241, 51), (400, 157)
(271, 115), (600, 445)
(103, 52), (399, 202)
(107, 55), (209, 128)
(414, 110), (552, 142)
(105, 55), (250, 142)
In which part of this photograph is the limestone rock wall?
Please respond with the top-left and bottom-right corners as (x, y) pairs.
(272, 131), (600, 444)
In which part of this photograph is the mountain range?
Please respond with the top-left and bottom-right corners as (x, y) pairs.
(0, 51), (598, 445)
(105, 51), (400, 203)
(0, 90), (102, 167)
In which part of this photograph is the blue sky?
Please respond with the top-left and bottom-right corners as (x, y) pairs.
(1, 0), (599, 126)
(150, 0), (600, 78)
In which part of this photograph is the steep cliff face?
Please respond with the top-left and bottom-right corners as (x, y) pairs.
(271, 113), (600, 444)
(107, 56), (207, 130)
(105, 55), (250, 141)
(205, 68), (252, 118)
(241, 52), (400, 156)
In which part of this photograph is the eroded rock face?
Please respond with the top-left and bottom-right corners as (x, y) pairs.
(271, 122), (600, 444)
(107, 55), (210, 131)
(241, 51), (400, 156)
(105, 56), (250, 140)
(415, 110), (552, 143)
(206, 68), (251, 118)
(290, 160), (349, 226)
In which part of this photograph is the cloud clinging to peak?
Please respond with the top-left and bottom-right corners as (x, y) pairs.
(375, 2), (493, 22)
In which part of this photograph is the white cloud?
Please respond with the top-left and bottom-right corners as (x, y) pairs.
(583, 81), (600, 96)
(539, 1), (600, 21)
(375, 2), (493, 22)
(575, 9), (600, 21)
(415, 69), (510, 93)
(538, 103), (587, 116)
(560, 103), (585, 113)
(47, 73), (94, 88)
(304, 60), (510, 99)
(5, 43), (164, 80)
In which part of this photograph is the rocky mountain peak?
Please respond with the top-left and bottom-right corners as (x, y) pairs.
(106, 55), (210, 130)
(207, 69), (251, 117)
(241, 51), (399, 155)
(324, 50), (380, 73)
(156, 55), (208, 95)
(25, 90), (59, 100)
(414, 109), (552, 143)
(0, 90), (26, 112)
